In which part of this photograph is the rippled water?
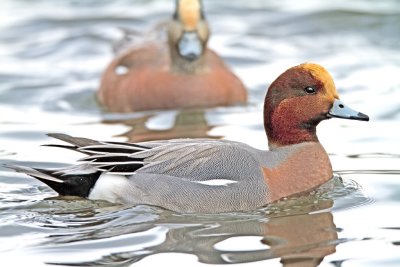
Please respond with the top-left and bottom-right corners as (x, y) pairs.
(0, 0), (400, 266)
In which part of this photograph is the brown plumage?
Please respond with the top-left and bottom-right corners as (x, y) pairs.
(98, 0), (247, 112)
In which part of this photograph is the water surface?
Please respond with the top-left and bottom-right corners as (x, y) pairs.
(0, 0), (399, 266)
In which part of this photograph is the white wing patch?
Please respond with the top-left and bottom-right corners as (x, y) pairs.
(196, 179), (238, 186)
(115, 65), (129, 75)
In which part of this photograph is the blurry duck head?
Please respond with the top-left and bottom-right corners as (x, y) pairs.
(169, 0), (209, 73)
(264, 63), (369, 149)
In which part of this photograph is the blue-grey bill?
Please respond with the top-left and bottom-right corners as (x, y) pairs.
(178, 31), (203, 61)
(328, 99), (369, 121)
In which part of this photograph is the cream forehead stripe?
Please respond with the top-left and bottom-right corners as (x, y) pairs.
(178, 0), (201, 31)
(300, 63), (338, 98)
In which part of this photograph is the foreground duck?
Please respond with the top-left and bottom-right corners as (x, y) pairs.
(7, 63), (368, 213)
(98, 0), (247, 112)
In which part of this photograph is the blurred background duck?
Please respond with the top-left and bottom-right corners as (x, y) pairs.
(98, 0), (247, 112)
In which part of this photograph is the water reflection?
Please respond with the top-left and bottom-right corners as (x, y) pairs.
(54, 210), (336, 266)
(144, 210), (337, 266)
(263, 212), (337, 267)
(103, 109), (221, 142)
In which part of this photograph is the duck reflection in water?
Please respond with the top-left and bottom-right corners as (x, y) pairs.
(157, 200), (337, 266)
(156, 210), (337, 266)
(48, 195), (338, 267)
(103, 109), (221, 142)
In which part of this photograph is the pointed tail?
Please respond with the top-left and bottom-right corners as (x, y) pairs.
(4, 164), (101, 198)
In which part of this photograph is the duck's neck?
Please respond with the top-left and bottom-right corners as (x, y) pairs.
(264, 114), (321, 148)
(263, 142), (333, 202)
(264, 98), (321, 148)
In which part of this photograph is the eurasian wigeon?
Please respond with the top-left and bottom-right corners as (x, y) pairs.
(7, 63), (369, 213)
(98, 0), (247, 112)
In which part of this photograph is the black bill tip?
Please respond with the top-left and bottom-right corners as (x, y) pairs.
(350, 112), (369, 121)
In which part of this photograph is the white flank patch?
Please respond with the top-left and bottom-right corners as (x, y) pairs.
(196, 179), (237, 186)
(88, 173), (128, 202)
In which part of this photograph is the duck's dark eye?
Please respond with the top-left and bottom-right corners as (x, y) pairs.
(304, 86), (316, 94)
